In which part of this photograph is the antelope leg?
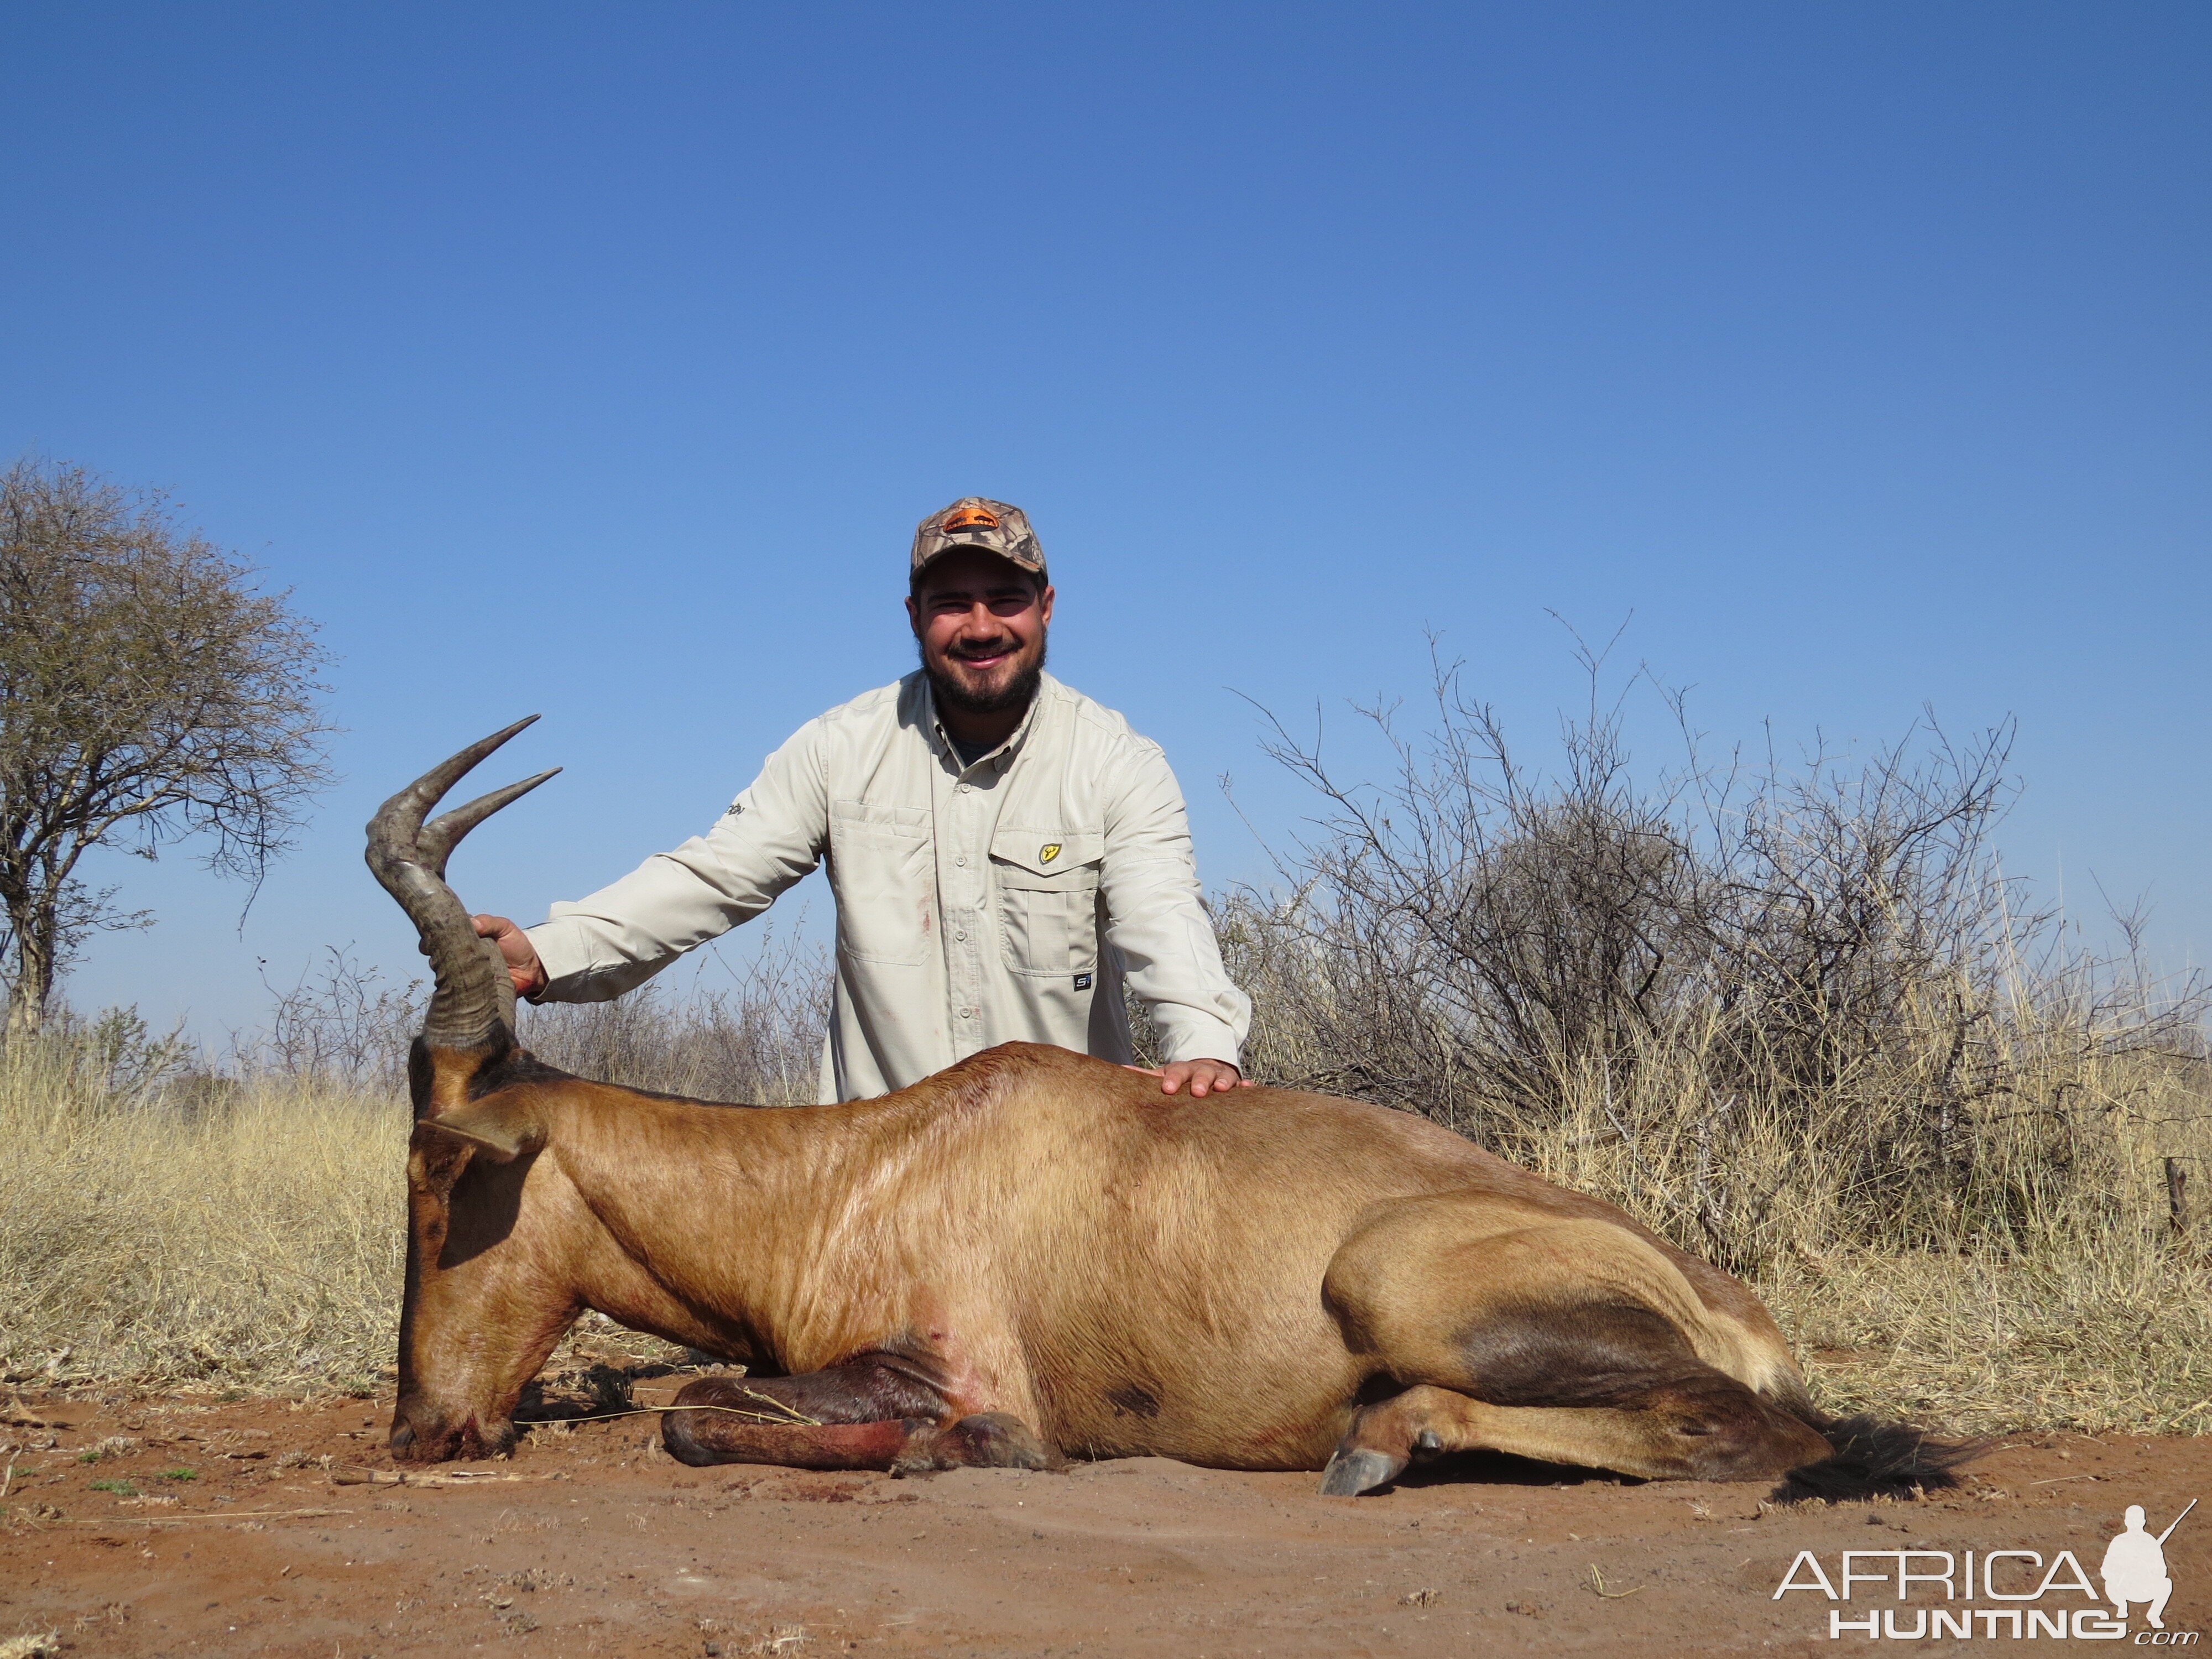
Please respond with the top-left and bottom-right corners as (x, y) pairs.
(894, 1412), (1057, 1473)
(663, 1410), (928, 1470)
(660, 1359), (947, 1470)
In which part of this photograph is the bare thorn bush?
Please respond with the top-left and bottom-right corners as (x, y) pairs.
(517, 926), (831, 1107)
(232, 946), (424, 1091)
(1221, 647), (2211, 1430)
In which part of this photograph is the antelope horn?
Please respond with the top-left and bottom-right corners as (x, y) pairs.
(420, 770), (561, 881)
(365, 717), (557, 1052)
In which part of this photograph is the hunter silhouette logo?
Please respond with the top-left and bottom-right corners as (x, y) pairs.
(2105, 1500), (2192, 1631)
(1039, 843), (1062, 865)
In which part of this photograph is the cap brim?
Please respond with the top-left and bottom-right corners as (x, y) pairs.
(914, 540), (1045, 575)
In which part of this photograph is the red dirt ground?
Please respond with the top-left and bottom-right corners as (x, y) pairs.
(3, 1388), (2206, 1657)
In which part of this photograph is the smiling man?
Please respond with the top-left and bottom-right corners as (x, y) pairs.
(469, 496), (1254, 1103)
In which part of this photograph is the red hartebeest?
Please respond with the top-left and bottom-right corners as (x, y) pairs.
(368, 721), (1961, 1498)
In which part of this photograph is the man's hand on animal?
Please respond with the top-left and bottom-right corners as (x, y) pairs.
(1129, 1058), (1254, 1097)
(484, 497), (1256, 1104)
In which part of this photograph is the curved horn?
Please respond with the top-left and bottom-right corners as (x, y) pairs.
(420, 770), (561, 881)
(365, 717), (555, 1052)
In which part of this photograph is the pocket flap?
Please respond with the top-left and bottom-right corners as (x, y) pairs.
(990, 828), (1103, 878)
(832, 798), (928, 837)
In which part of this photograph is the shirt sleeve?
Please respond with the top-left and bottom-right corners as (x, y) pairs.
(527, 721), (829, 1003)
(1097, 738), (1253, 1066)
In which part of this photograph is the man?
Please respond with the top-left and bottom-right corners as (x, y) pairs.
(469, 495), (1254, 1104)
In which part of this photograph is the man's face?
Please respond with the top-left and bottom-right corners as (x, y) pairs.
(906, 548), (1054, 716)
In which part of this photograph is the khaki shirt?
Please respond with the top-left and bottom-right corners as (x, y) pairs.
(528, 671), (1252, 1102)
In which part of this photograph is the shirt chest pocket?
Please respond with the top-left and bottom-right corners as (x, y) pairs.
(828, 799), (933, 966)
(990, 828), (1103, 978)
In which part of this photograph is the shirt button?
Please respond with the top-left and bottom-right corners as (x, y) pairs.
(956, 855), (968, 867)
(956, 783), (970, 794)
(956, 929), (968, 941)
(959, 1007), (974, 1019)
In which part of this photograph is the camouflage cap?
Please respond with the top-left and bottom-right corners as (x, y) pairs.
(910, 497), (1046, 582)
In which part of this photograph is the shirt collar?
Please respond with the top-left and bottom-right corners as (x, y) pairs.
(920, 670), (1053, 775)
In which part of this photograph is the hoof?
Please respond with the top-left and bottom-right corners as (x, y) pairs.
(1319, 1448), (1405, 1496)
(1411, 1428), (1444, 1461)
(894, 1412), (1058, 1474)
(943, 1412), (1056, 1470)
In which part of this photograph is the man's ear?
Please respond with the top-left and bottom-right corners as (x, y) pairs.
(1037, 582), (1054, 626)
(904, 592), (922, 635)
(415, 1097), (547, 1163)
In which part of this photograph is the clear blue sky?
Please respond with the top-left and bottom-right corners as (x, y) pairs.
(5, 3), (2207, 1039)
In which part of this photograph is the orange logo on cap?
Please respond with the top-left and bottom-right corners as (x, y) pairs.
(941, 505), (1000, 534)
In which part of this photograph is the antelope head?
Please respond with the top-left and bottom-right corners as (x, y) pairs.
(366, 718), (564, 1460)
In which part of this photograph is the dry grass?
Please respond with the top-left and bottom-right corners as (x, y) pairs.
(1771, 1240), (2212, 1438)
(1516, 1033), (2212, 1436)
(0, 1032), (405, 1394)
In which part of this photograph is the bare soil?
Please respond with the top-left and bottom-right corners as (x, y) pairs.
(3, 1387), (2206, 1657)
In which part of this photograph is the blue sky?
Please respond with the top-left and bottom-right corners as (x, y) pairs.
(4, 3), (2207, 1039)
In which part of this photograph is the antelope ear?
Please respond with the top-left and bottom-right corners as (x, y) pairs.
(419, 1098), (547, 1163)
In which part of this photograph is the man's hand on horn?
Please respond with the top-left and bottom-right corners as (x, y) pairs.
(434, 913), (547, 999)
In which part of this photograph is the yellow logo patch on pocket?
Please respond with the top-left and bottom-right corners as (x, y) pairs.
(1039, 843), (1062, 865)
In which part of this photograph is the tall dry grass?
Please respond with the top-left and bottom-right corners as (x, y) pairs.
(3, 665), (2207, 1435)
(0, 1018), (405, 1392)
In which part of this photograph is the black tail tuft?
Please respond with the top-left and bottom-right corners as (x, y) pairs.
(1773, 1412), (1983, 1503)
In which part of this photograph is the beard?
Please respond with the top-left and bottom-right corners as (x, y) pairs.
(923, 631), (1047, 718)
